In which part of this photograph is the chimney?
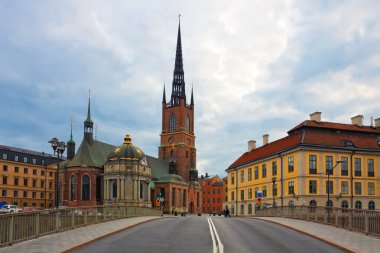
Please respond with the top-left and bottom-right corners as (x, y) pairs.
(309, 112), (321, 122)
(263, 134), (269, 145)
(248, 140), (256, 152)
(351, 115), (363, 126)
(374, 118), (380, 128)
(205, 172), (209, 178)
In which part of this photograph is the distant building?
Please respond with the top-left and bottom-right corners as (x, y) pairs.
(198, 174), (223, 214)
(221, 176), (228, 210)
(226, 112), (380, 215)
(0, 145), (57, 208)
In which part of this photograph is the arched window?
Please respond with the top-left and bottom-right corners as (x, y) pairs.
(289, 200), (294, 207)
(112, 181), (117, 198)
(231, 205), (235, 215)
(326, 200), (333, 207)
(240, 204), (245, 215)
(248, 204), (252, 214)
(169, 113), (176, 133)
(355, 200), (362, 209)
(96, 176), (102, 201)
(186, 114), (190, 133)
(368, 200), (375, 210)
(309, 200), (317, 207)
(341, 200), (348, 208)
(82, 175), (90, 201)
(70, 175), (75, 201)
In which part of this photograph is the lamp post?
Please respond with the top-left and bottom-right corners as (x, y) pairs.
(49, 138), (66, 209)
(271, 177), (276, 207)
(327, 160), (342, 222)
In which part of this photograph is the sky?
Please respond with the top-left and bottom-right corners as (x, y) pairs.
(1, 0), (380, 177)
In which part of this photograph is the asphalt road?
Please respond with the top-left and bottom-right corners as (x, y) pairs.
(72, 216), (345, 253)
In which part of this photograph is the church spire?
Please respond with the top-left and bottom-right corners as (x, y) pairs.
(170, 15), (186, 106)
(67, 115), (76, 160)
(191, 84), (194, 105)
(84, 90), (94, 144)
(162, 82), (166, 104)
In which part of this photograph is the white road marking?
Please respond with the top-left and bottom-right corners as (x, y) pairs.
(208, 217), (224, 253)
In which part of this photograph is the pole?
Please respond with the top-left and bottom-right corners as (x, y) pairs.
(56, 151), (60, 209)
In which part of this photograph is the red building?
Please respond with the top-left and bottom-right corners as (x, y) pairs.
(199, 174), (223, 214)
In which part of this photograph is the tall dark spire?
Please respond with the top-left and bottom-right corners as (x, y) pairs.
(170, 16), (186, 106)
(162, 83), (166, 104)
(190, 84), (194, 105)
(67, 115), (76, 160)
(84, 90), (94, 144)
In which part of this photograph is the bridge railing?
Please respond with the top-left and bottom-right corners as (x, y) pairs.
(255, 206), (380, 237)
(0, 206), (160, 247)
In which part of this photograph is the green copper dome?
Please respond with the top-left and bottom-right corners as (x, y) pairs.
(108, 134), (146, 162)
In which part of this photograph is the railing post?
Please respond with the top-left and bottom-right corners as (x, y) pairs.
(55, 211), (59, 232)
(9, 215), (14, 245)
(365, 212), (369, 235)
(349, 210), (352, 230)
(306, 208), (310, 220)
(71, 210), (75, 228)
(335, 209), (339, 227)
(35, 213), (40, 237)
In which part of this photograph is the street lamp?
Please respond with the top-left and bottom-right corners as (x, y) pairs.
(49, 138), (66, 209)
(271, 177), (276, 207)
(326, 160), (343, 209)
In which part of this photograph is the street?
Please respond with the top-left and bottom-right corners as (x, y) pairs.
(72, 215), (344, 253)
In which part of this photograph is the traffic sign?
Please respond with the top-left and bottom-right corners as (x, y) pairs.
(155, 199), (160, 207)
(257, 191), (263, 198)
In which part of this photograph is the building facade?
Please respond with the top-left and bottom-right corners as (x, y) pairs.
(0, 145), (57, 208)
(226, 112), (380, 215)
(198, 174), (223, 214)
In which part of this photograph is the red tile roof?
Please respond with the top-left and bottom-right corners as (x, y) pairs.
(228, 121), (380, 170)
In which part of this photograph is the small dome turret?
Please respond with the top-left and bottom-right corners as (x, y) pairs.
(108, 134), (146, 162)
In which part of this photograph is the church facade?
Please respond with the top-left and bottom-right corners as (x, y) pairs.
(59, 21), (202, 213)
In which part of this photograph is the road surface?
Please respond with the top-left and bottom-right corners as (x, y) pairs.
(72, 215), (345, 253)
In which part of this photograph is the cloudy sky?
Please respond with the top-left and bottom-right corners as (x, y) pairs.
(1, 0), (380, 177)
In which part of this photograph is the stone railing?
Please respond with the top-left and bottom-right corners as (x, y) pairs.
(256, 206), (380, 236)
(0, 206), (161, 247)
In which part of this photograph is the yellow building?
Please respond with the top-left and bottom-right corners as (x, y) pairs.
(226, 112), (380, 215)
(0, 145), (57, 208)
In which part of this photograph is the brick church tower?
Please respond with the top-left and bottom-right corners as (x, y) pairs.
(159, 20), (197, 182)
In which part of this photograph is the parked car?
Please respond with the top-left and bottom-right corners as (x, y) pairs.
(0, 205), (22, 214)
(18, 207), (41, 213)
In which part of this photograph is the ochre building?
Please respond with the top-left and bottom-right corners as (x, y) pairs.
(226, 112), (380, 215)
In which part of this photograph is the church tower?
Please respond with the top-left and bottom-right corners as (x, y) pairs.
(159, 19), (197, 182)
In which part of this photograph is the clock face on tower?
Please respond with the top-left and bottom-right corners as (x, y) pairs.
(168, 136), (174, 144)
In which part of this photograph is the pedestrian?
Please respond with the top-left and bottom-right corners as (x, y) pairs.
(226, 208), (230, 218)
(223, 209), (226, 218)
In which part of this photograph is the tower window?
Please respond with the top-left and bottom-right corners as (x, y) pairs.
(169, 113), (176, 133)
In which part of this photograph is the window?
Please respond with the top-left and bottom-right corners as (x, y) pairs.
(33, 169), (37, 175)
(41, 170), (45, 176)
(288, 156), (294, 172)
(288, 181), (294, 195)
(14, 190), (18, 198)
(262, 186), (267, 197)
(354, 158), (361, 176)
(326, 156), (333, 172)
(32, 192), (36, 198)
(309, 200), (317, 207)
(262, 164), (267, 178)
(14, 167), (19, 173)
(2, 153), (8, 160)
(341, 200), (348, 208)
(40, 180), (45, 188)
(42, 160), (45, 166)
(272, 161), (277, 176)
(248, 168), (252, 181)
(24, 168), (28, 174)
(231, 205), (234, 215)
(355, 182), (362, 195)
(15, 155), (19, 162)
(240, 170), (244, 183)
(49, 181), (53, 189)
(1, 190), (6, 197)
(254, 187), (259, 198)
(240, 204), (244, 215)
(40, 192), (44, 199)
(341, 181), (348, 194)
(185, 114), (190, 133)
(309, 155), (317, 174)
(2, 176), (7, 185)
(309, 180), (317, 194)
(33, 180), (37, 187)
(213, 189), (215, 194)
(231, 191), (235, 201)
(341, 157), (348, 176)
(49, 172), (53, 177)
(23, 157), (27, 163)
(240, 190), (244, 201)
(3, 165), (7, 172)
(197, 192), (200, 207)
(289, 200), (295, 207)
(82, 175), (90, 201)
(23, 191), (27, 198)
(368, 182), (375, 195)
(14, 178), (19, 186)
(368, 201), (375, 210)
(169, 113), (176, 133)
(248, 204), (252, 215)
(32, 159), (36, 165)
(231, 173), (235, 185)
(355, 200), (362, 209)
(254, 166), (259, 179)
(326, 200), (333, 207)
(368, 159), (374, 177)
(273, 184), (277, 196)
(326, 181), (333, 194)
(248, 188), (252, 199)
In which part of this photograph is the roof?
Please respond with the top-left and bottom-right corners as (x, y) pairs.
(146, 155), (169, 179)
(228, 120), (380, 170)
(107, 135), (146, 162)
(0, 144), (58, 166)
(67, 139), (115, 168)
(155, 174), (188, 186)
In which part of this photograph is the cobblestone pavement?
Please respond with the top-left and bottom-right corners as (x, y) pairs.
(255, 217), (380, 253)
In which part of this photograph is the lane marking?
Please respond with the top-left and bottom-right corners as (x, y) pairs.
(208, 218), (217, 253)
(209, 218), (224, 253)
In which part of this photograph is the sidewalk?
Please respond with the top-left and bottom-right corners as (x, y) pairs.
(255, 217), (380, 253)
(0, 216), (161, 253)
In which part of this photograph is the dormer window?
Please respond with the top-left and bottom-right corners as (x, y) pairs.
(345, 141), (353, 147)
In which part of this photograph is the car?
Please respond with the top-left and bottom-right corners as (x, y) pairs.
(0, 204), (22, 214)
(18, 207), (41, 213)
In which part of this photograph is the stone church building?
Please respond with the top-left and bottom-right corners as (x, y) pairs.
(59, 21), (202, 213)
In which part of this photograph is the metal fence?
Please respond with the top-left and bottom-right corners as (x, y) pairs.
(0, 206), (161, 247)
(255, 206), (380, 237)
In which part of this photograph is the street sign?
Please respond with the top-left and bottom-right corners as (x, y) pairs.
(257, 191), (263, 198)
(155, 199), (160, 207)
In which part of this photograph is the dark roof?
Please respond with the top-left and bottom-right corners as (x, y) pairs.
(67, 139), (115, 169)
(228, 120), (380, 170)
(156, 174), (188, 186)
(146, 155), (169, 179)
(0, 144), (57, 166)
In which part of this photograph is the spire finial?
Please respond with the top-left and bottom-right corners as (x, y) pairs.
(178, 14), (181, 23)
(87, 89), (91, 120)
(70, 115), (73, 140)
(191, 82), (194, 105)
(162, 81), (166, 104)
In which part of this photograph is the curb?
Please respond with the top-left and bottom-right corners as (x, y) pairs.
(252, 218), (356, 253)
(62, 217), (162, 253)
